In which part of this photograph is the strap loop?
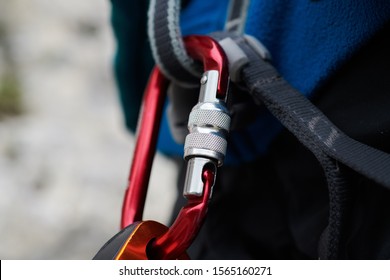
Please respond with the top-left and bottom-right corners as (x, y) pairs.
(148, 0), (201, 87)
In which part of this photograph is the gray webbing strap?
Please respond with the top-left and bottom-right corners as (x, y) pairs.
(215, 33), (390, 188)
(225, 0), (250, 34)
(148, 0), (201, 87)
(148, 0), (251, 86)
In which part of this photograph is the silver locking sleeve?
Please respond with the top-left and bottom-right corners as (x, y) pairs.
(183, 70), (231, 197)
(184, 70), (231, 166)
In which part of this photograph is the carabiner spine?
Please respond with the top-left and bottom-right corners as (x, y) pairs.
(121, 67), (168, 229)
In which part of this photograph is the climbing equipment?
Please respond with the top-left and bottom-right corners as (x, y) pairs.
(94, 35), (230, 260)
(97, 0), (390, 260)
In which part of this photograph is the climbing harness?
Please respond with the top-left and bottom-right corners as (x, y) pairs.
(95, 0), (390, 259)
(146, 0), (390, 259)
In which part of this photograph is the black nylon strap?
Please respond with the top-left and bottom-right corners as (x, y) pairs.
(211, 32), (390, 259)
(235, 35), (390, 258)
(231, 37), (390, 189)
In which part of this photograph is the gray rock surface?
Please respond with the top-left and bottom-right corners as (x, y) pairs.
(0, 0), (177, 259)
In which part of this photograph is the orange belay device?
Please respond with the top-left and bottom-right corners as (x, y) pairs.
(93, 35), (231, 260)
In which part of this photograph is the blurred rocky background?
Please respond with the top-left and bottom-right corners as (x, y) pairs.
(0, 0), (177, 259)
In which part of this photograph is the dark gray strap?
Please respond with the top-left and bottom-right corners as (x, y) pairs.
(211, 32), (390, 259)
(147, 0), (201, 87)
(147, 0), (251, 86)
(228, 37), (390, 189)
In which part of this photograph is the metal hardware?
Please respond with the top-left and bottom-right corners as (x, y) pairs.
(115, 35), (229, 260)
(183, 70), (231, 197)
(121, 67), (168, 229)
(148, 166), (216, 259)
(184, 71), (230, 165)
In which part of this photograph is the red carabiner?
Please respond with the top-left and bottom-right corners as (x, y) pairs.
(121, 35), (228, 259)
(120, 66), (168, 228)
